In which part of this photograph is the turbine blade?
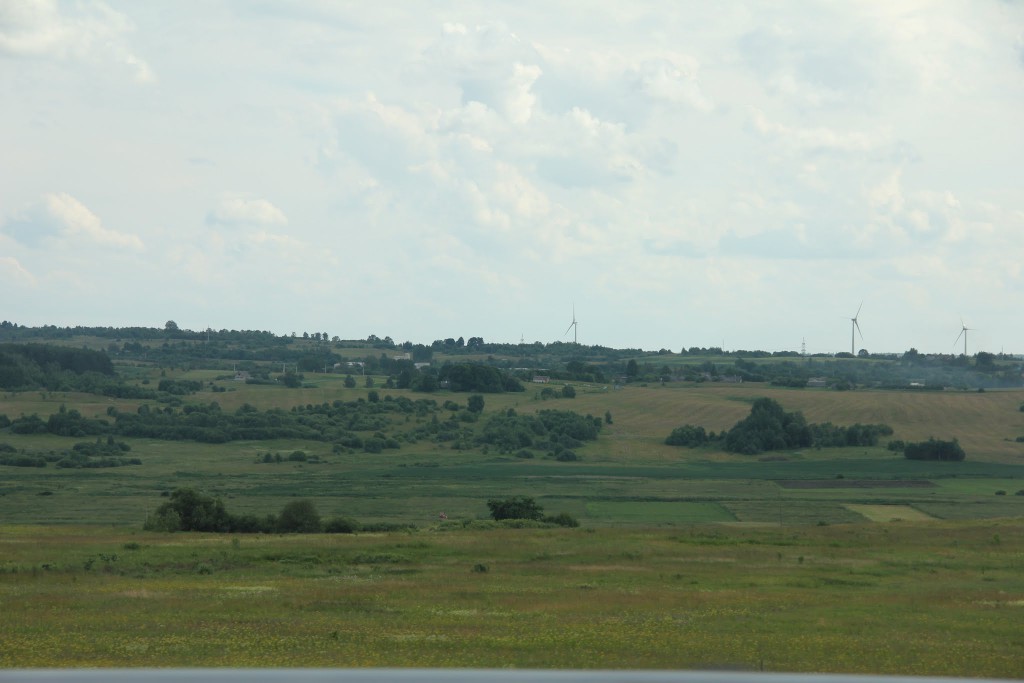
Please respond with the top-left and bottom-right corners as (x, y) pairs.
(565, 322), (574, 335)
(855, 301), (863, 319)
(953, 329), (964, 345)
(855, 320), (863, 339)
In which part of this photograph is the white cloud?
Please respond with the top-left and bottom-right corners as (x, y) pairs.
(0, 0), (154, 82)
(628, 54), (714, 111)
(1, 193), (143, 250)
(46, 193), (144, 250)
(208, 195), (289, 227)
(749, 107), (878, 153)
(0, 256), (36, 286)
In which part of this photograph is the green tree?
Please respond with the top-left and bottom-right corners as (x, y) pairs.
(723, 397), (811, 455)
(145, 488), (230, 532)
(467, 394), (485, 413)
(903, 438), (966, 462)
(487, 495), (544, 521)
(276, 499), (322, 533)
(626, 359), (639, 378)
(665, 424), (708, 447)
(344, 374), (356, 388)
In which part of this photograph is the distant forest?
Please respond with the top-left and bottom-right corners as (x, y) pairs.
(1, 320), (1021, 391)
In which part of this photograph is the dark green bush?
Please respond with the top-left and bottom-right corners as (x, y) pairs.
(543, 512), (580, 528)
(903, 438), (966, 461)
(144, 488), (231, 532)
(324, 517), (361, 534)
(487, 495), (544, 521)
(665, 424), (707, 447)
(276, 499), (322, 533)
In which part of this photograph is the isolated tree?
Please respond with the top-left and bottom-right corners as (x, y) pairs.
(164, 320), (179, 333)
(723, 397), (812, 455)
(276, 499), (322, 533)
(467, 394), (485, 414)
(487, 495), (544, 521)
(626, 359), (639, 378)
(147, 488), (230, 532)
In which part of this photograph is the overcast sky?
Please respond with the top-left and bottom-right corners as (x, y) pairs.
(2, 1), (1022, 354)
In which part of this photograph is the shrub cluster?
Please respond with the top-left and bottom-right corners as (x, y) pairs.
(664, 398), (895, 455)
(438, 364), (524, 393)
(807, 422), (894, 447)
(477, 408), (601, 456)
(143, 488), (359, 534)
(665, 424), (708, 447)
(157, 379), (203, 395)
(900, 438), (966, 461)
(106, 395), (442, 445)
(0, 438), (139, 469)
(486, 495), (579, 527)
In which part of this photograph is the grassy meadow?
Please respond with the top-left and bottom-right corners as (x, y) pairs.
(2, 521), (1023, 675)
(2, 365), (1024, 673)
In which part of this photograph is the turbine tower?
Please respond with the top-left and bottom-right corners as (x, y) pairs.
(565, 305), (579, 344)
(849, 302), (863, 356)
(954, 319), (972, 356)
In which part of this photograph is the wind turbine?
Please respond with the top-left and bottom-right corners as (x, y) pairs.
(848, 302), (863, 356)
(565, 305), (579, 344)
(954, 319), (972, 356)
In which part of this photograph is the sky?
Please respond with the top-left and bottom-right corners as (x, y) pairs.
(1, 1), (1022, 355)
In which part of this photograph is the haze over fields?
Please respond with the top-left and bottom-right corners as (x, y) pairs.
(1, 1), (1022, 354)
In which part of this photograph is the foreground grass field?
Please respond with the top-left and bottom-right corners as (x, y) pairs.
(1, 522), (1022, 676)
